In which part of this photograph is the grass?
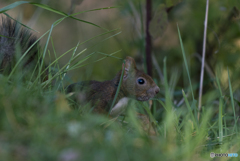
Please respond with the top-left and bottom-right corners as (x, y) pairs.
(0, 1), (240, 161)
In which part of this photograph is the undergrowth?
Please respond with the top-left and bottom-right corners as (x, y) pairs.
(0, 1), (239, 161)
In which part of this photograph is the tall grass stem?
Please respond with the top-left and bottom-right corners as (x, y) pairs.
(198, 0), (209, 120)
(227, 68), (238, 133)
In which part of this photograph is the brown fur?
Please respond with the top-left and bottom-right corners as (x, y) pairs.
(66, 56), (160, 114)
(0, 16), (39, 74)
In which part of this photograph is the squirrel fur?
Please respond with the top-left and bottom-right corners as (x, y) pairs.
(66, 57), (160, 116)
(0, 16), (39, 74)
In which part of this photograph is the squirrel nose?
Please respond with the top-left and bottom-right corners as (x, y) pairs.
(155, 86), (160, 94)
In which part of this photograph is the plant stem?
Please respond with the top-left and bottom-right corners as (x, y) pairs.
(145, 0), (152, 76)
(198, 0), (209, 120)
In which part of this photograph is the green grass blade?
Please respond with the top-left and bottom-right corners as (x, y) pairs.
(41, 52), (96, 88)
(141, 102), (158, 125)
(0, 34), (14, 39)
(227, 67), (238, 133)
(182, 89), (198, 131)
(1, 2), (112, 30)
(29, 2), (67, 16)
(39, 24), (54, 79)
(177, 25), (194, 100)
(97, 52), (122, 60)
(163, 57), (172, 112)
(0, 1), (29, 13)
(29, 3), (109, 30)
(3, 13), (39, 33)
(71, 30), (121, 62)
(51, 37), (63, 91)
(67, 16), (108, 31)
(108, 60), (125, 116)
(57, 42), (80, 90)
(69, 50), (122, 71)
(215, 76), (222, 96)
(42, 49), (122, 88)
(218, 97), (223, 144)
(163, 57), (182, 138)
(71, 6), (120, 16)
(191, 99), (199, 127)
(33, 25), (120, 86)
(216, 75), (223, 144)
(40, 38), (121, 87)
(7, 17), (66, 81)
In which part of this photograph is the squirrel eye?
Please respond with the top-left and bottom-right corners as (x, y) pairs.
(137, 78), (145, 85)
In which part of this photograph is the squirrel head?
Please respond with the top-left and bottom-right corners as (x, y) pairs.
(121, 56), (160, 101)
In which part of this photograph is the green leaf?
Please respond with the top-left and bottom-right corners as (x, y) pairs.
(216, 74), (224, 144)
(29, 2), (67, 16)
(182, 90), (198, 131)
(71, 6), (120, 17)
(163, 57), (172, 112)
(177, 25), (195, 100)
(29, 2), (107, 30)
(0, 34), (14, 39)
(227, 68), (238, 133)
(108, 59), (125, 117)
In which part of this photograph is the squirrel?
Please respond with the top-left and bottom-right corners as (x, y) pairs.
(0, 16), (40, 75)
(66, 56), (160, 116)
(0, 16), (160, 117)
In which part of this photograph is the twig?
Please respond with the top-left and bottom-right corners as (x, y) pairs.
(145, 0), (152, 76)
(198, 0), (209, 120)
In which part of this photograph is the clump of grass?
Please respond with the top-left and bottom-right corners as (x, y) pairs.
(0, 1), (239, 161)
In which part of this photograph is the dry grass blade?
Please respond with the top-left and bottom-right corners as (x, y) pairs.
(198, 0), (209, 120)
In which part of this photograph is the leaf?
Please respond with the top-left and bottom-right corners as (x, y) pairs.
(227, 68), (238, 133)
(149, 4), (168, 39)
(30, 2), (67, 16)
(182, 90), (198, 131)
(177, 25), (195, 100)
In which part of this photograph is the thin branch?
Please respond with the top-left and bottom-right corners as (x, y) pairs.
(198, 0), (209, 120)
(145, 0), (152, 76)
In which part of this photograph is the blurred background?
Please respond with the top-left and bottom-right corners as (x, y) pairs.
(1, 0), (240, 102)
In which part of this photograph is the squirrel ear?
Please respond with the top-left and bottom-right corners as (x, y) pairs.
(122, 56), (137, 79)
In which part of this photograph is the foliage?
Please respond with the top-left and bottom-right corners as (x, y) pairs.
(0, 1), (240, 161)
